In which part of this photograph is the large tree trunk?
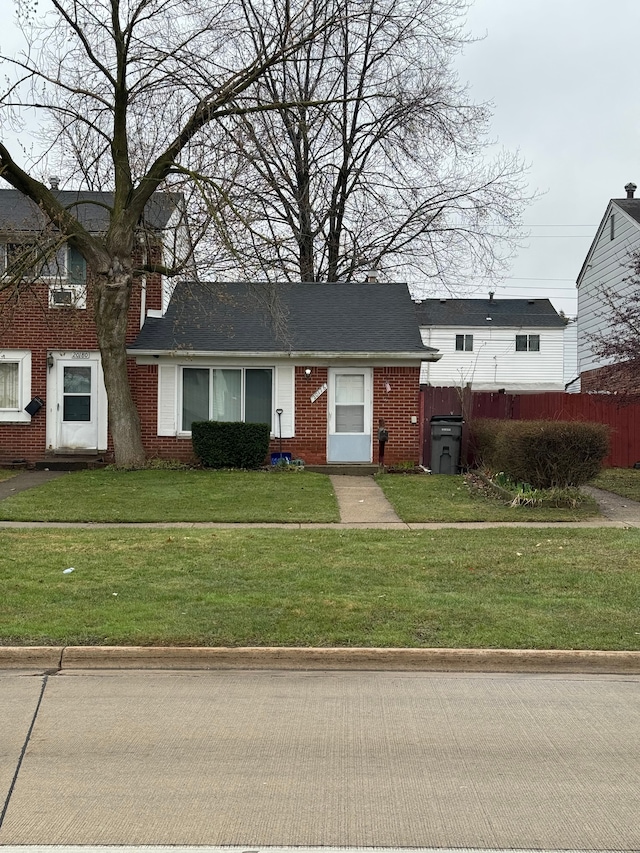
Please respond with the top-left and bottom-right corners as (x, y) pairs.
(94, 269), (146, 468)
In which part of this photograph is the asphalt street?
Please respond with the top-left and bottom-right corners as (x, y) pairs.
(1, 669), (639, 848)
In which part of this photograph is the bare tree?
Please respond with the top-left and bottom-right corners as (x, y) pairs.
(0, 0), (343, 466)
(202, 0), (528, 283)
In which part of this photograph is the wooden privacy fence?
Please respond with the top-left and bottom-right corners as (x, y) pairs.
(421, 386), (640, 469)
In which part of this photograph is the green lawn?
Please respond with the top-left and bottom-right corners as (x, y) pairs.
(0, 469), (16, 483)
(0, 468), (599, 523)
(377, 474), (599, 522)
(1, 527), (638, 649)
(0, 469), (340, 523)
(592, 468), (640, 502)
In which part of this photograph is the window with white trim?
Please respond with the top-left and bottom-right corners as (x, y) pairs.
(1, 243), (67, 279)
(515, 334), (540, 352)
(455, 334), (473, 352)
(0, 350), (32, 423)
(1, 242), (87, 309)
(181, 367), (273, 432)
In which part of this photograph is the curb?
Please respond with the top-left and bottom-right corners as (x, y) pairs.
(1, 646), (640, 674)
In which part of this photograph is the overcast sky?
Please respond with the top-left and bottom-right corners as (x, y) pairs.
(455, 0), (640, 315)
(2, 0), (638, 315)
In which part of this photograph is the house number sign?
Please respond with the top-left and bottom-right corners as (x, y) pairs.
(72, 352), (91, 359)
(310, 382), (328, 403)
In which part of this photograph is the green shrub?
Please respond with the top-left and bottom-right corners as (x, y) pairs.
(468, 418), (507, 470)
(191, 421), (271, 469)
(476, 419), (609, 489)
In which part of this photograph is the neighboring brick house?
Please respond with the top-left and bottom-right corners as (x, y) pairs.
(129, 281), (441, 466)
(0, 188), (186, 464)
(416, 295), (567, 391)
(1, 185), (439, 466)
(576, 182), (640, 392)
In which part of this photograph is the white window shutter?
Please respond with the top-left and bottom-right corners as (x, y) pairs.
(275, 365), (295, 437)
(157, 364), (177, 435)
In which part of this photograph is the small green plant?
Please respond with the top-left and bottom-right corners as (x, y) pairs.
(487, 471), (585, 508)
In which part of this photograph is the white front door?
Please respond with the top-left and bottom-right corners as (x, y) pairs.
(327, 368), (372, 462)
(49, 354), (106, 452)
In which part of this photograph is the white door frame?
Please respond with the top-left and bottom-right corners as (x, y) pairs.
(46, 351), (108, 452)
(327, 367), (373, 463)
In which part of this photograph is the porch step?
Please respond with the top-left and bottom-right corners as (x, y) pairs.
(304, 464), (381, 477)
(35, 456), (109, 471)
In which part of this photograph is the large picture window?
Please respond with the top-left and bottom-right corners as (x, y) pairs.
(181, 367), (272, 432)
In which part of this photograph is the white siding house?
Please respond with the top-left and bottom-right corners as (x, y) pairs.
(416, 297), (566, 391)
(576, 184), (640, 390)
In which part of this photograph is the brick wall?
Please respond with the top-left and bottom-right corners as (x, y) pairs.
(580, 362), (640, 394)
(132, 363), (422, 467)
(372, 366), (422, 464)
(0, 261), (163, 463)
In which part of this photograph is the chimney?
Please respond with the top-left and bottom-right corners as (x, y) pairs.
(365, 268), (378, 283)
(489, 291), (494, 301)
(625, 182), (637, 199)
(49, 176), (60, 190)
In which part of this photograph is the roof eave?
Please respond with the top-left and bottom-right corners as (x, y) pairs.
(128, 348), (442, 362)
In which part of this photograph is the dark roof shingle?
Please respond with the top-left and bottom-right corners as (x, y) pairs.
(414, 298), (566, 328)
(0, 189), (180, 233)
(131, 281), (435, 355)
(612, 197), (640, 226)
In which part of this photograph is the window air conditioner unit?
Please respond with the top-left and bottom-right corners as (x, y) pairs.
(49, 283), (87, 309)
(51, 288), (74, 306)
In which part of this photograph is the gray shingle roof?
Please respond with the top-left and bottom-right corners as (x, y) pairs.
(612, 197), (640, 225)
(414, 297), (566, 328)
(0, 189), (180, 233)
(131, 281), (437, 355)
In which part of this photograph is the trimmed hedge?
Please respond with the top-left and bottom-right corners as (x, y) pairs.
(470, 419), (609, 488)
(191, 421), (271, 469)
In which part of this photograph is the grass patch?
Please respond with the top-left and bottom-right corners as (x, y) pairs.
(0, 469), (17, 483)
(376, 474), (599, 522)
(0, 469), (339, 523)
(592, 468), (640, 502)
(1, 527), (638, 649)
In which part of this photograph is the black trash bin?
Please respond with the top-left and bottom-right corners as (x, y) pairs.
(430, 415), (464, 474)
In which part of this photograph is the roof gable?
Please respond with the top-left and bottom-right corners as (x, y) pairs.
(576, 198), (640, 286)
(414, 298), (565, 328)
(131, 281), (437, 356)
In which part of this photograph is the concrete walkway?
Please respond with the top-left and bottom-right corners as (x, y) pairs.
(0, 469), (68, 500)
(329, 474), (403, 525)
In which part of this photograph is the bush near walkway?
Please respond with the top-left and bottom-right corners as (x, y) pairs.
(471, 419), (609, 488)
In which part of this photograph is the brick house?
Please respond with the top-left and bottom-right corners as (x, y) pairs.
(0, 188), (186, 465)
(129, 280), (441, 466)
(1, 188), (439, 467)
